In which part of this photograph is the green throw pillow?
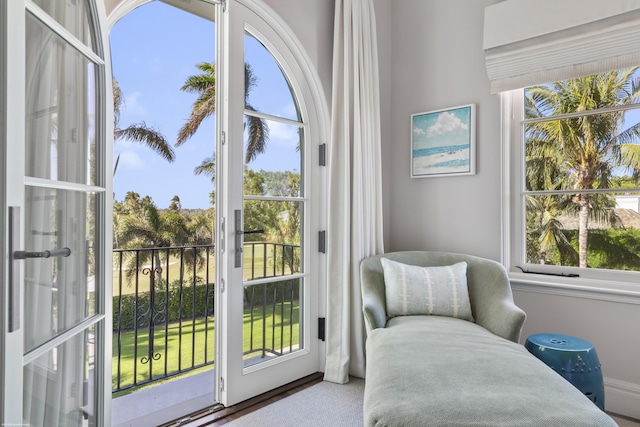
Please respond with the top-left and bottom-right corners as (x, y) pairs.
(380, 258), (474, 322)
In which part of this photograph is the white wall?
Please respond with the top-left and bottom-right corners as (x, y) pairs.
(382, 0), (503, 260)
(376, 0), (640, 419)
(262, 0), (334, 105)
(374, 0), (393, 247)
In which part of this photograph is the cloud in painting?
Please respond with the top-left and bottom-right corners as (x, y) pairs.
(413, 127), (427, 136)
(427, 111), (467, 137)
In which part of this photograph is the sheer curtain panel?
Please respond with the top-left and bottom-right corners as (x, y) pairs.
(324, 0), (384, 384)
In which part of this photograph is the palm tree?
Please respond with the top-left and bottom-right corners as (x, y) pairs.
(176, 62), (269, 163)
(168, 195), (181, 212)
(119, 201), (177, 284)
(118, 197), (214, 286)
(525, 68), (640, 267)
(113, 80), (175, 175)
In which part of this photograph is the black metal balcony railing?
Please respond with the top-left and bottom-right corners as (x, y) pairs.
(112, 242), (301, 394)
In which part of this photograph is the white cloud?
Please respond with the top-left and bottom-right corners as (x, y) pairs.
(281, 102), (298, 119)
(413, 127), (427, 136)
(123, 91), (147, 116)
(268, 121), (298, 148)
(427, 111), (467, 137)
(117, 150), (145, 170)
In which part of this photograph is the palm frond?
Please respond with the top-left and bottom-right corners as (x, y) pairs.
(177, 61), (268, 163)
(176, 96), (216, 146)
(194, 156), (216, 180)
(244, 104), (270, 163)
(244, 63), (257, 100)
(115, 122), (176, 162)
(113, 79), (123, 128)
(180, 63), (215, 93)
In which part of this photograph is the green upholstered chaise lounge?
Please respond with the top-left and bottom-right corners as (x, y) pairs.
(361, 251), (617, 427)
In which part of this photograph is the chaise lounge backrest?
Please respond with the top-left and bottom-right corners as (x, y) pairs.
(360, 251), (526, 343)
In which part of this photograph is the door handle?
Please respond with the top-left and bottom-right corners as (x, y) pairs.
(8, 207), (72, 332)
(234, 210), (264, 267)
(8, 207), (20, 332)
(234, 210), (242, 268)
(241, 228), (264, 235)
(14, 247), (71, 259)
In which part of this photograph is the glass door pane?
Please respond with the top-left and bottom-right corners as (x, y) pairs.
(30, 0), (94, 48)
(16, 1), (107, 425)
(23, 324), (98, 426)
(23, 187), (98, 353)
(242, 199), (303, 367)
(241, 29), (307, 368)
(217, 1), (322, 406)
(26, 11), (97, 185)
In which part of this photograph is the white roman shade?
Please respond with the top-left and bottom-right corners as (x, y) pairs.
(484, 0), (640, 93)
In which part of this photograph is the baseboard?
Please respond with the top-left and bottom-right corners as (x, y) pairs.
(605, 377), (640, 420)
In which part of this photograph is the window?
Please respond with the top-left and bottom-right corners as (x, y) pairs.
(506, 68), (640, 285)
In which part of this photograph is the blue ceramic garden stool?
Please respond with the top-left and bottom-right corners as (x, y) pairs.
(525, 333), (605, 410)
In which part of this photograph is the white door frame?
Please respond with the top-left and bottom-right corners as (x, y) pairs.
(217, 0), (328, 406)
(1, 0), (114, 425)
(1, 0), (27, 421)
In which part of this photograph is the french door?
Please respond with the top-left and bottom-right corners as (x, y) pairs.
(216, 0), (326, 406)
(1, 0), (112, 425)
(0, 0), (326, 423)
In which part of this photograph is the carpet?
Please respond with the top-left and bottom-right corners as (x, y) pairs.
(225, 378), (365, 426)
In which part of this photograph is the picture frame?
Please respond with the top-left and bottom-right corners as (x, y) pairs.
(410, 104), (476, 178)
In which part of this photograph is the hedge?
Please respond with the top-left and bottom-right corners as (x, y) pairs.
(114, 282), (214, 331)
(114, 278), (301, 331)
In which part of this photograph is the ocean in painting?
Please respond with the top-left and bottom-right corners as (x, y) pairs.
(412, 143), (470, 175)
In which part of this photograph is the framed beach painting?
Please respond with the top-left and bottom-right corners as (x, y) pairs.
(411, 104), (476, 178)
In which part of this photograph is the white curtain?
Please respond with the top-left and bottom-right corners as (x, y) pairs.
(324, 0), (384, 384)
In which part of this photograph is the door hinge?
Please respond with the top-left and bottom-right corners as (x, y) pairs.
(220, 278), (225, 293)
(318, 230), (326, 253)
(318, 318), (326, 341)
(220, 377), (225, 392)
(221, 130), (226, 145)
(319, 143), (326, 166)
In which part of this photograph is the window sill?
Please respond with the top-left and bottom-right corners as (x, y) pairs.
(508, 272), (640, 305)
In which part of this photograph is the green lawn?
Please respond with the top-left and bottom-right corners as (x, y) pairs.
(113, 301), (300, 396)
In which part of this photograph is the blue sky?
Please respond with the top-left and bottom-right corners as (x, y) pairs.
(111, 1), (299, 209)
